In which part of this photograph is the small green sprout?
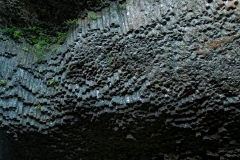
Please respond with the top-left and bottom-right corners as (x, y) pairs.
(34, 105), (41, 110)
(117, 4), (126, 10)
(88, 12), (101, 20)
(53, 45), (61, 52)
(0, 80), (6, 85)
(49, 78), (55, 85)
(64, 19), (79, 26)
(106, 56), (112, 64)
(22, 47), (29, 52)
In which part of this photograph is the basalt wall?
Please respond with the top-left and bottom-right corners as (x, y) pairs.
(0, 0), (240, 159)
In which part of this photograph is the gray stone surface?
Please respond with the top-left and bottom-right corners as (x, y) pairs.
(0, 0), (240, 159)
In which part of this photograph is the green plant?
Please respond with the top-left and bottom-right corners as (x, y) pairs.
(64, 19), (79, 26)
(56, 32), (66, 43)
(106, 56), (112, 64)
(22, 47), (29, 52)
(27, 27), (46, 45)
(33, 49), (44, 60)
(4, 24), (69, 62)
(32, 40), (49, 60)
(117, 4), (126, 10)
(23, 26), (54, 61)
(55, 86), (59, 90)
(13, 30), (22, 39)
(88, 12), (101, 20)
(4, 27), (22, 40)
(53, 45), (61, 52)
(27, 26), (41, 33)
(0, 80), (6, 86)
(49, 78), (55, 85)
(34, 105), (41, 110)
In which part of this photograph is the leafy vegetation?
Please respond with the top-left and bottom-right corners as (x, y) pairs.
(53, 45), (61, 52)
(56, 31), (66, 44)
(34, 105), (41, 110)
(32, 40), (49, 60)
(64, 19), (79, 26)
(22, 46), (29, 52)
(117, 4), (126, 10)
(106, 56), (112, 64)
(4, 28), (22, 40)
(0, 80), (6, 86)
(88, 12), (101, 20)
(2, 25), (68, 60)
(23, 26), (66, 60)
(49, 78), (55, 85)
(2, 16), (76, 61)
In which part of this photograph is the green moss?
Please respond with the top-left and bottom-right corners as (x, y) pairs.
(106, 56), (112, 64)
(34, 105), (41, 110)
(3, 23), (68, 61)
(88, 12), (101, 20)
(4, 27), (22, 40)
(117, 4), (126, 10)
(56, 31), (66, 43)
(52, 45), (61, 52)
(0, 80), (6, 86)
(32, 40), (49, 60)
(49, 78), (55, 85)
(64, 19), (79, 26)
(22, 47), (29, 52)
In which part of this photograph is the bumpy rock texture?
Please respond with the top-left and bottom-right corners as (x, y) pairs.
(1, 0), (240, 159)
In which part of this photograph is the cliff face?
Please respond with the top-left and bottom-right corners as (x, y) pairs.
(0, 0), (110, 29)
(1, 0), (240, 159)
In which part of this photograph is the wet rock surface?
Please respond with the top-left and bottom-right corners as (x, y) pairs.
(0, 0), (240, 159)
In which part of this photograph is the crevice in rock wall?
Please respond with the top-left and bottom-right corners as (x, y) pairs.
(0, 0), (112, 29)
(0, 0), (240, 159)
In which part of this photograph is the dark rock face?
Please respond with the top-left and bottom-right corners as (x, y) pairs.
(0, 129), (10, 160)
(1, 0), (240, 159)
(0, 0), (111, 29)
